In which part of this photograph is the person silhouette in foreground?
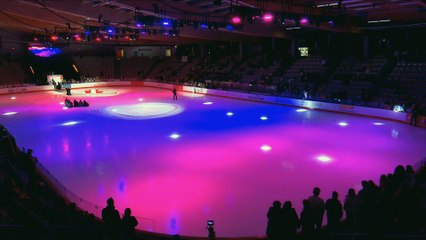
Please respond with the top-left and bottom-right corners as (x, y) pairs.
(308, 187), (325, 231)
(122, 208), (138, 240)
(102, 197), (121, 240)
(282, 201), (299, 240)
(325, 191), (343, 230)
(300, 199), (315, 239)
(344, 188), (359, 228)
(266, 200), (282, 240)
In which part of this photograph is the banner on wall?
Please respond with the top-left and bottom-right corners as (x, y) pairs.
(47, 74), (64, 84)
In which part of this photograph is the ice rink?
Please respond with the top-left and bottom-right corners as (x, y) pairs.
(1, 86), (425, 238)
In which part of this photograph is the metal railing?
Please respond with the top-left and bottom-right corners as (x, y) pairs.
(35, 161), (156, 232)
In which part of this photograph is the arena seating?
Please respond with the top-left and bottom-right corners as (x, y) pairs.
(135, 54), (424, 111)
(321, 56), (388, 103)
(373, 62), (426, 109)
(73, 56), (115, 80)
(280, 56), (327, 97)
(120, 56), (157, 80)
(0, 58), (26, 87)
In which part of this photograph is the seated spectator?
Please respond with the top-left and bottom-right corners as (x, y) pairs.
(65, 98), (73, 108)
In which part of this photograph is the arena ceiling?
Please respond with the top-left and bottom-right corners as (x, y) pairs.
(0, 0), (425, 44)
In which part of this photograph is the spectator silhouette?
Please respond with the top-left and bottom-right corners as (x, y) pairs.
(281, 201), (299, 240)
(300, 199), (315, 239)
(266, 200), (282, 240)
(122, 208), (138, 240)
(307, 187), (325, 230)
(409, 102), (421, 126)
(102, 197), (121, 240)
(325, 191), (343, 230)
(357, 180), (377, 231)
(344, 188), (359, 228)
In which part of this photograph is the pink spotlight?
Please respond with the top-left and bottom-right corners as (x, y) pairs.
(300, 17), (309, 25)
(262, 13), (274, 22)
(231, 16), (242, 24)
(317, 155), (332, 163)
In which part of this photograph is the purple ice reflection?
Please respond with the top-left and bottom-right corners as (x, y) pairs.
(1, 86), (425, 238)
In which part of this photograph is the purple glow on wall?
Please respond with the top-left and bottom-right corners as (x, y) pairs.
(28, 46), (62, 57)
(300, 17), (309, 25)
(262, 13), (274, 22)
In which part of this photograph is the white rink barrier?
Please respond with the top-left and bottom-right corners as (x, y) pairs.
(143, 81), (408, 123)
(0, 80), (129, 95)
(0, 80), (409, 123)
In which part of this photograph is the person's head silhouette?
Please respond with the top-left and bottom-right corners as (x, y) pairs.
(107, 197), (114, 207)
(124, 208), (131, 216)
(272, 200), (281, 209)
(283, 201), (292, 209)
(313, 187), (321, 196)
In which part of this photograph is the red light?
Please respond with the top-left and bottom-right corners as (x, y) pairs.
(231, 16), (241, 24)
(33, 37), (38, 41)
(95, 37), (102, 42)
(51, 35), (59, 41)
